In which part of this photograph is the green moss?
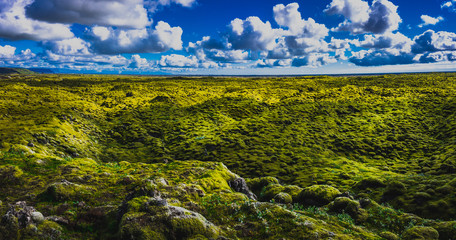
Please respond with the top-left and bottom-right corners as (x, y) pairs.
(297, 185), (341, 206)
(42, 180), (94, 201)
(328, 197), (367, 223)
(273, 192), (293, 204)
(246, 177), (279, 196)
(401, 226), (439, 240)
(170, 217), (217, 239)
(378, 231), (399, 240)
(2, 73), (456, 239)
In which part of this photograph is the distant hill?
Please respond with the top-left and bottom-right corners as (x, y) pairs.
(0, 67), (36, 75)
(28, 68), (56, 74)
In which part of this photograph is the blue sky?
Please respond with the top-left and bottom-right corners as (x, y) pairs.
(0, 0), (455, 75)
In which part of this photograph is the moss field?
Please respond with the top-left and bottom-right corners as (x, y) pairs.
(1, 73), (456, 239)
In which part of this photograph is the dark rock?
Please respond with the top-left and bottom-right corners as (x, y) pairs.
(27, 142), (35, 147)
(45, 216), (69, 225)
(228, 177), (257, 200)
(3, 201), (43, 228)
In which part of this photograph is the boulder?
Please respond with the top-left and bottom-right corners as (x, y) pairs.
(228, 177), (256, 200)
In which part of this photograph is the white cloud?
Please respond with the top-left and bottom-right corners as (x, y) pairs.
(0, 45), (16, 57)
(419, 51), (456, 63)
(255, 59), (292, 68)
(88, 21), (183, 54)
(159, 54), (199, 68)
(159, 54), (220, 68)
(25, 0), (150, 29)
(227, 17), (278, 51)
(0, 46), (36, 66)
(441, 0), (456, 11)
(412, 30), (456, 53)
(43, 38), (91, 56)
(44, 50), (129, 67)
(325, 0), (401, 34)
(291, 53), (337, 67)
(157, 0), (196, 7)
(146, 0), (197, 12)
(129, 54), (151, 68)
(419, 15), (444, 28)
(349, 48), (415, 66)
(273, 3), (328, 39)
(358, 32), (413, 51)
(0, 0), (73, 41)
(205, 49), (249, 62)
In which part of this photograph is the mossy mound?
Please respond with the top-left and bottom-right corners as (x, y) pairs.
(297, 185), (341, 206)
(120, 197), (219, 240)
(401, 226), (439, 240)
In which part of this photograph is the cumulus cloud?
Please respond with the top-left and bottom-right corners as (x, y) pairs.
(292, 54), (337, 67)
(0, 0), (73, 41)
(26, 0), (150, 29)
(419, 15), (444, 28)
(419, 51), (456, 63)
(255, 59), (292, 68)
(273, 3), (328, 38)
(0, 46), (36, 67)
(0, 45), (16, 57)
(186, 2), (332, 67)
(325, 0), (401, 34)
(44, 50), (128, 67)
(146, 0), (197, 12)
(349, 49), (415, 66)
(88, 21), (183, 54)
(42, 38), (91, 56)
(129, 54), (151, 68)
(159, 54), (219, 68)
(358, 32), (413, 51)
(441, 0), (456, 11)
(227, 17), (278, 51)
(412, 30), (456, 53)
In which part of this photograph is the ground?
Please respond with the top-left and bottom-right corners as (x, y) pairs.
(0, 72), (455, 239)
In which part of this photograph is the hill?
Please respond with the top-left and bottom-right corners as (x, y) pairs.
(0, 67), (36, 75)
(1, 73), (456, 239)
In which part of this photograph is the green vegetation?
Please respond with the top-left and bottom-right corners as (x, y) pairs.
(0, 73), (456, 239)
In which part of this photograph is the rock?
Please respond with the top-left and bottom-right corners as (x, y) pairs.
(0, 201), (46, 238)
(228, 177), (257, 200)
(4, 201), (43, 228)
(27, 142), (35, 147)
(297, 185), (341, 206)
(45, 216), (69, 225)
(31, 212), (45, 224)
(402, 226), (439, 240)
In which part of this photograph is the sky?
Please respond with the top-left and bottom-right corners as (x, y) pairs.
(0, 0), (455, 75)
